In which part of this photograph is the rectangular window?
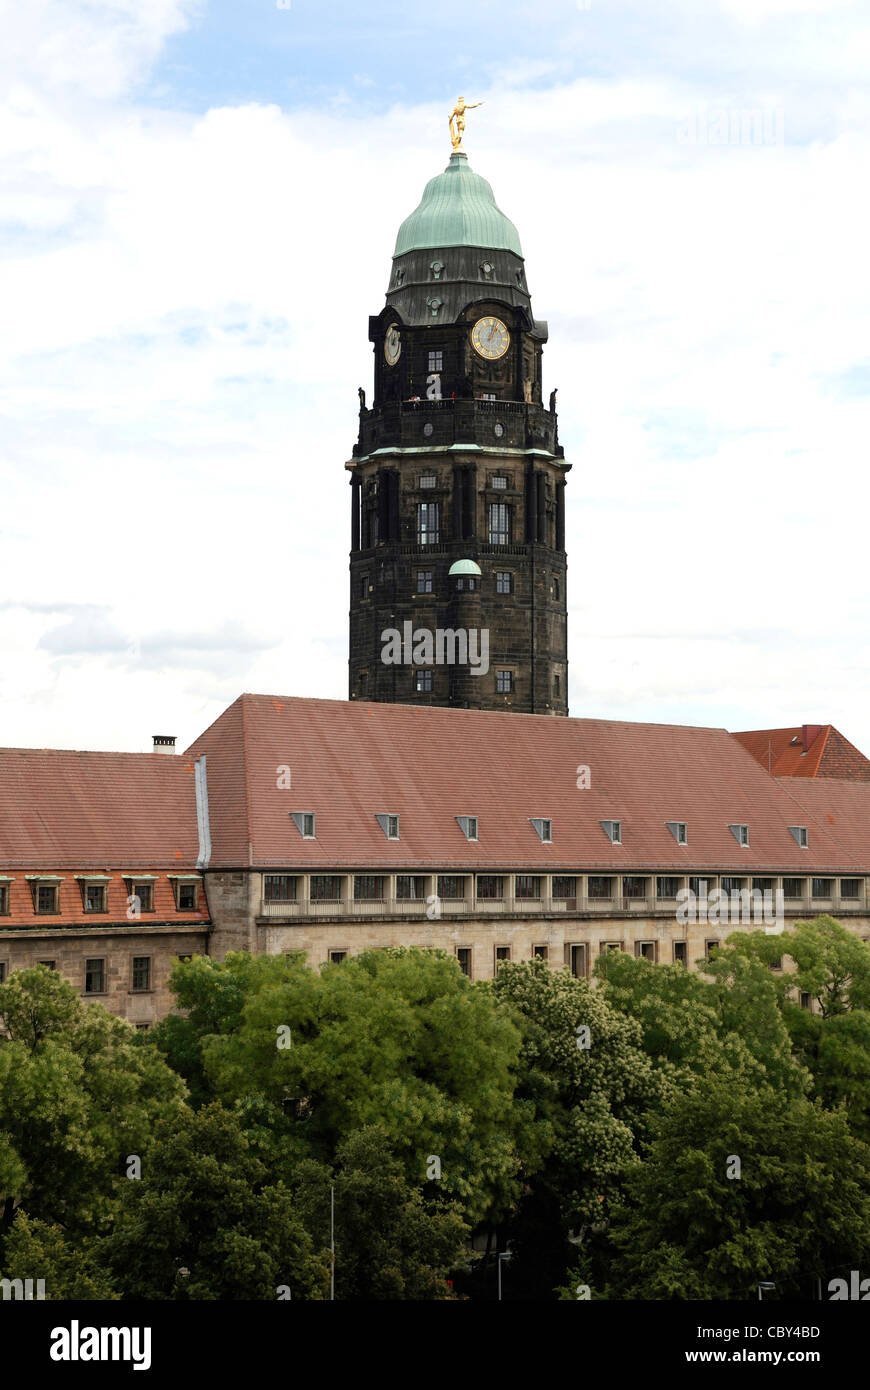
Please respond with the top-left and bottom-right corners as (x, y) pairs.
(264, 875), (297, 903)
(329, 950), (347, 964)
(494, 946), (511, 970)
(783, 878), (804, 898)
(0, 885), (8, 915)
(552, 876), (577, 899)
(656, 877), (681, 898)
(354, 875), (385, 901)
(417, 501), (440, 544)
(427, 351), (443, 373)
(0, 962), (6, 982)
(568, 943), (587, 978)
(553, 674), (561, 699)
(84, 884), (107, 913)
(515, 875), (542, 899)
(416, 570), (433, 593)
(456, 947), (472, 978)
(729, 823), (750, 847)
(789, 825), (809, 848)
(477, 875), (504, 900)
(666, 821), (688, 845)
(37, 959), (56, 971)
(177, 953), (193, 964)
(495, 570), (513, 594)
(396, 875), (426, 900)
(601, 942), (623, 955)
(488, 502), (511, 544)
(177, 883), (197, 911)
(705, 940), (720, 961)
(290, 811), (316, 838)
(480, 393), (497, 401)
(552, 575), (560, 601)
(720, 877), (743, 895)
(35, 883), (58, 914)
(673, 941), (688, 966)
(310, 876), (343, 902)
(419, 473), (437, 489)
(635, 941), (657, 962)
(491, 475), (508, 490)
(688, 877), (708, 897)
(457, 815), (478, 841)
(533, 945), (548, 962)
(841, 879), (862, 899)
(437, 876), (465, 900)
(85, 958), (105, 994)
(415, 669), (433, 692)
(622, 876), (647, 899)
(496, 670), (513, 693)
(799, 991), (812, 1010)
(132, 956), (151, 992)
(752, 878), (774, 894)
(588, 875), (613, 900)
(132, 883), (154, 912)
(360, 574), (370, 600)
(600, 820), (621, 844)
(812, 878), (833, 897)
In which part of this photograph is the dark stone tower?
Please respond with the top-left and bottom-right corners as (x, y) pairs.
(347, 148), (570, 714)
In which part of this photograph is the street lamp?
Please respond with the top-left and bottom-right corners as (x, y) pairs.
(497, 1251), (511, 1302)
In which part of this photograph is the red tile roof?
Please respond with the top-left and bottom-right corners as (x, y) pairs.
(732, 725), (870, 780)
(186, 695), (867, 873)
(0, 748), (203, 869)
(776, 778), (870, 862)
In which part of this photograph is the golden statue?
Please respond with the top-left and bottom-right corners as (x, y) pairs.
(449, 96), (483, 152)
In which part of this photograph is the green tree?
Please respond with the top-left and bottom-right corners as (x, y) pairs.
(0, 967), (187, 1239)
(292, 1128), (469, 1300)
(3, 1213), (118, 1299)
(185, 948), (526, 1224)
(100, 1104), (327, 1300)
(575, 1072), (870, 1300)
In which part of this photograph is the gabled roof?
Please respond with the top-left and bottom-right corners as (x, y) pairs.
(0, 748), (203, 869)
(732, 725), (870, 781)
(185, 694), (864, 872)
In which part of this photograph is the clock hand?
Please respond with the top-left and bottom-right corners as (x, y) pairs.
(488, 323), (496, 341)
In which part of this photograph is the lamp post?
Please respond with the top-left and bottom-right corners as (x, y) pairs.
(497, 1251), (511, 1302)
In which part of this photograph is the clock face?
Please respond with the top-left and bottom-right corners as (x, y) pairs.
(384, 323), (401, 366)
(471, 315), (510, 360)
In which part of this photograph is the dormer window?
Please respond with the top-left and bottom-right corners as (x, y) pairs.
(729, 823), (750, 847)
(291, 812), (316, 839)
(600, 820), (622, 845)
(457, 815), (478, 841)
(530, 817), (552, 843)
(666, 821), (688, 845)
(376, 813), (400, 840)
(789, 825), (809, 848)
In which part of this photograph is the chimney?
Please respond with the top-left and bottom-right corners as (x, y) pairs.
(152, 735), (177, 755)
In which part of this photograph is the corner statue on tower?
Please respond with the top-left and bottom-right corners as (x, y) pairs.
(449, 96), (483, 151)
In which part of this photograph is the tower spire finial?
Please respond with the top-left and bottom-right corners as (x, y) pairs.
(448, 96), (483, 152)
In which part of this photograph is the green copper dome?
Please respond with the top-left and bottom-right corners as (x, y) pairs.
(393, 152), (523, 258)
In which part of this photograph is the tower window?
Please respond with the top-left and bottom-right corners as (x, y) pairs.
(416, 570), (433, 593)
(552, 575), (560, 601)
(428, 350), (443, 372)
(417, 502), (440, 545)
(496, 571), (513, 594)
(455, 576), (477, 591)
(488, 502), (511, 544)
(419, 473), (437, 489)
(415, 670), (433, 692)
(553, 674), (561, 699)
(496, 670), (513, 693)
(359, 574), (370, 600)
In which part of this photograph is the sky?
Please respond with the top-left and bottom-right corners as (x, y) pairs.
(2, 0), (870, 754)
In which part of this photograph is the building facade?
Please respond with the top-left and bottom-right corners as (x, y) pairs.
(347, 149), (569, 715)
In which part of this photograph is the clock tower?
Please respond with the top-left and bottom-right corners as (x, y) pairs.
(347, 137), (570, 714)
